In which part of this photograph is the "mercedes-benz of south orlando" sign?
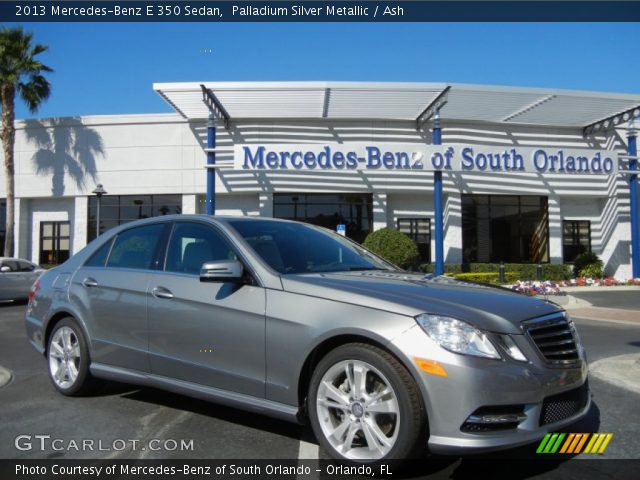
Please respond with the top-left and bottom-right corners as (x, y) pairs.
(234, 143), (617, 174)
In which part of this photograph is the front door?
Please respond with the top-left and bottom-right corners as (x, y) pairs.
(147, 221), (266, 397)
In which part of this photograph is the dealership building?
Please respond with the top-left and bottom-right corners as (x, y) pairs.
(1, 81), (639, 278)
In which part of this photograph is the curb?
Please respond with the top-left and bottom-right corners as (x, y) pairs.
(0, 366), (12, 388)
(589, 354), (640, 395)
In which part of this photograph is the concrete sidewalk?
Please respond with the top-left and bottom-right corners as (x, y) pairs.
(589, 353), (640, 395)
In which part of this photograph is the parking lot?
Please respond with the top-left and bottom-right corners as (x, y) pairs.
(1, 291), (639, 477)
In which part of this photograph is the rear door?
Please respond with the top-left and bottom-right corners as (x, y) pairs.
(147, 221), (266, 397)
(70, 223), (169, 371)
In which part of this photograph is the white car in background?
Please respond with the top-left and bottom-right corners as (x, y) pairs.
(0, 258), (44, 301)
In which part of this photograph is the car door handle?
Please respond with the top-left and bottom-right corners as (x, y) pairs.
(151, 287), (174, 299)
(82, 278), (98, 288)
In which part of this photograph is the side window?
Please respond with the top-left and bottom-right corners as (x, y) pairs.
(107, 224), (165, 270)
(1, 260), (19, 272)
(166, 223), (237, 275)
(85, 238), (114, 267)
(18, 261), (36, 272)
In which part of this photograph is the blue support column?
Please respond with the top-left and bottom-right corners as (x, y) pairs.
(433, 112), (444, 275)
(206, 113), (216, 215)
(629, 125), (639, 278)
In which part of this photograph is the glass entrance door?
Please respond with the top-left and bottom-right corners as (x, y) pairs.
(39, 221), (71, 266)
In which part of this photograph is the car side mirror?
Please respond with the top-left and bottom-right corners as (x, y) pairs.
(200, 260), (244, 283)
(0, 266), (10, 273)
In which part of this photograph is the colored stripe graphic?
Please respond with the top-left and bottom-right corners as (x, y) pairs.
(537, 433), (613, 454)
(537, 433), (552, 453)
(559, 433), (575, 453)
(598, 434), (613, 454)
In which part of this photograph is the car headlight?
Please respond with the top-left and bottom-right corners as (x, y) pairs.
(416, 314), (500, 360)
(497, 335), (528, 362)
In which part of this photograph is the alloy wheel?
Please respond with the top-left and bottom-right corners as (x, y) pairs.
(48, 326), (81, 389)
(315, 359), (400, 460)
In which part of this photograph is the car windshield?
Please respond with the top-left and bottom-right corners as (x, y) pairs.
(228, 219), (398, 274)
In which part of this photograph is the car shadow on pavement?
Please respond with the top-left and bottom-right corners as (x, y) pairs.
(118, 385), (304, 441)
(0, 299), (28, 308)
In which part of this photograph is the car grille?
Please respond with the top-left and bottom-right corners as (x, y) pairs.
(523, 313), (579, 365)
(540, 382), (589, 426)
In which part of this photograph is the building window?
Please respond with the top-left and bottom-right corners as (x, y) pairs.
(87, 194), (181, 242)
(563, 220), (591, 263)
(40, 221), (70, 266)
(462, 195), (549, 264)
(273, 193), (373, 243)
(397, 218), (431, 263)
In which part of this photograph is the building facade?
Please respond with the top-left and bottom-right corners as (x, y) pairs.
(1, 82), (638, 278)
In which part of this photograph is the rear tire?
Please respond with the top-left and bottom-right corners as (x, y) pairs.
(47, 318), (95, 396)
(308, 343), (425, 463)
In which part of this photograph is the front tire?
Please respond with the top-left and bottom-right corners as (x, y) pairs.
(308, 343), (425, 463)
(47, 318), (94, 396)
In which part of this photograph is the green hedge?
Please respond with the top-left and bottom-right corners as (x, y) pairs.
(421, 263), (571, 281)
(363, 228), (419, 268)
(450, 272), (520, 285)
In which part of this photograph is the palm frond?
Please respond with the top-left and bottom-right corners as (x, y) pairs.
(23, 119), (52, 148)
(31, 149), (57, 174)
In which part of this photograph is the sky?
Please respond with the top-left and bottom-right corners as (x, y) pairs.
(6, 22), (640, 120)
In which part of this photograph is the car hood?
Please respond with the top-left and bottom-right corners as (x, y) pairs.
(281, 271), (562, 334)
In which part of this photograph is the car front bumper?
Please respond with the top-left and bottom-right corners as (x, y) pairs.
(389, 324), (590, 455)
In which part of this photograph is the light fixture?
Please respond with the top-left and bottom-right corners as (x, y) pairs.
(92, 184), (108, 236)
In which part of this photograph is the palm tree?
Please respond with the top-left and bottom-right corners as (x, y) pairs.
(0, 27), (52, 256)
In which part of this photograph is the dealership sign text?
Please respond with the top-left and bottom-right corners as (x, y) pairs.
(234, 144), (617, 174)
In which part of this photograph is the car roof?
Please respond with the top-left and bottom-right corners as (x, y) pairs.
(0, 257), (35, 264)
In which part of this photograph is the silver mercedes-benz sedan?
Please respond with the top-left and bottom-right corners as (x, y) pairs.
(25, 215), (589, 462)
(0, 257), (44, 301)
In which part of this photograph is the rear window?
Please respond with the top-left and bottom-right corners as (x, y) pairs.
(85, 238), (114, 267)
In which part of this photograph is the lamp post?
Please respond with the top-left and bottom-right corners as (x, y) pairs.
(92, 184), (107, 237)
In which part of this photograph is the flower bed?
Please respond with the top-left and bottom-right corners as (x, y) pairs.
(511, 280), (565, 296)
(559, 277), (640, 287)
(511, 277), (640, 295)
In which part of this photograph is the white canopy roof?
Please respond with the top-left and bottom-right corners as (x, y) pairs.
(153, 81), (640, 131)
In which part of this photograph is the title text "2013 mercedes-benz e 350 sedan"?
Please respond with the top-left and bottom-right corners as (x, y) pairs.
(25, 215), (589, 463)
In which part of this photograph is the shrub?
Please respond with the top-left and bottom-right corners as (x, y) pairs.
(420, 263), (570, 281)
(572, 252), (603, 278)
(580, 262), (604, 278)
(363, 228), (419, 268)
(420, 263), (463, 274)
(450, 272), (519, 285)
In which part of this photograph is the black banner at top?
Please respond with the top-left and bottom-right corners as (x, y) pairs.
(2, 1), (640, 22)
